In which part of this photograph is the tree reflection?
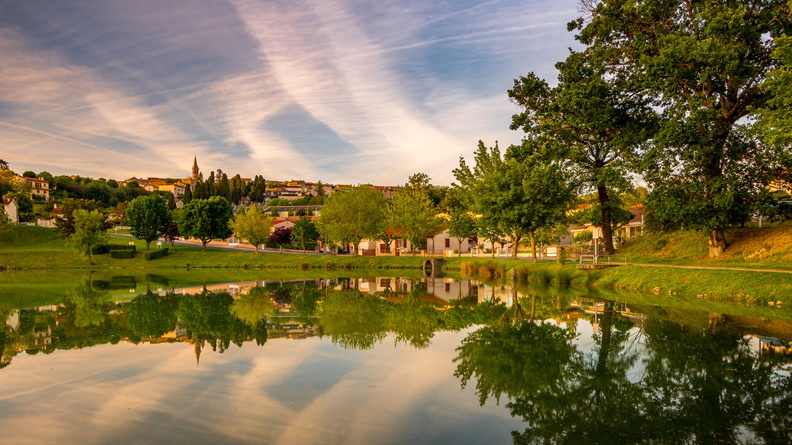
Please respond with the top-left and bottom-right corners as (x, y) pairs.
(127, 290), (177, 338)
(231, 286), (278, 325)
(386, 283), (442, 348)
(178, 289), (252, 352)
(317, 290), (388, 350)
(64, 278), (113, 328)
(454, 301), (792, 444)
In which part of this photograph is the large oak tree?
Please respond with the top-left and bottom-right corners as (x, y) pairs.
(570, 0), (792, 257)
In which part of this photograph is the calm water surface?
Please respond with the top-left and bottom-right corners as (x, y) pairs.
(0, 273), (790, 444)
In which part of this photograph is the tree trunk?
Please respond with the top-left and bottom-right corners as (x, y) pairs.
(146, 240), (151, 251)
(202, 240), (207, 252)
(597, 185), (616, 255)
(707, 228), (727, 258)
(530, 230), (537, 263)
(510, 233), (521, 259)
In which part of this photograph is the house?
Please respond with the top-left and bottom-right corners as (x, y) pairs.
(358, 227), (474, 257)
(21, 176), (50, 200)
(2, 198), (19, 223)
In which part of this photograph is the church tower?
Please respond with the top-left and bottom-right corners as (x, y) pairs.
(192, 156), (203, 182)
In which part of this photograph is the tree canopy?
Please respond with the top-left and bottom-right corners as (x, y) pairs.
(386, 188), (440, 254)
(454, 141), (577, 260)
(126, 194), (171, 250)
(230, 206), (272, 252)
(568, 0), (792, 257)
(178, 196), (234, 251)
(66, 209), (108, 265)
(317, 185), (387, 255)
(509, 49), (654, 254)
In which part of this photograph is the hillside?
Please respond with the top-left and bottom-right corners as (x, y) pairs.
(618, 225), (792, 270)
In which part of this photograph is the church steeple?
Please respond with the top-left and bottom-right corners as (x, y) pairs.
(191, 156), (203, 182)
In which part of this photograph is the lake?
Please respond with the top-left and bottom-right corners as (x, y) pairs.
(0, 271), (790, 444)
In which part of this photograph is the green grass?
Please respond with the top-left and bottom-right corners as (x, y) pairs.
(593, 264), (791, 306)
(3, 225), (792, 312)
(0, 226), (428, 270)
(618, 225), (792, 270)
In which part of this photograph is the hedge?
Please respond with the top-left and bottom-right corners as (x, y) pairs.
(109, 245), (136, 253)
(110, 250), (135, 259)
(91, 244), (111, 255)
(144, 248), (169, 261)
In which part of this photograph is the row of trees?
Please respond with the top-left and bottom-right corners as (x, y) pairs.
(315, 178), (460, 256)
(60, 193), (323, 263)
(473, 0), (792, 258)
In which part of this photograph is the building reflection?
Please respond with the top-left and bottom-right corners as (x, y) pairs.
(2, 277), (791, 370)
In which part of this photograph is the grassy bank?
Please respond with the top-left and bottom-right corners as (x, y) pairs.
(3, 225), (791, 309)
(0, 226), (428, 270)
(618, 225), (792, 270)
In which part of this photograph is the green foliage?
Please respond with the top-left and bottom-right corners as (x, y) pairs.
(454, 321), (576, 405)
(265, 198), (290, 207)
(110, 250), (135, 259)
(572, 0), (792, 257)
(91, 244), (110, 255)
(291, 215), (320, 251)
(386, 188), (440, 253)
(144, 248), (169, 260)
(127, 291), (177, 337)
(126, 194), (171, 250)
(454, 141), (577, 259)
(508, 49), (652, 255)
(317, 185), (387, 254)
(573, 230), (592, 245)
(66, 210), (109, 265)
(54, 198), (106, 238)
(230, 206), (272, 252)
(230, 286), (277, 325)
(178, 196), (234, 251)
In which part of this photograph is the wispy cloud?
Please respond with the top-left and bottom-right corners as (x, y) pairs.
(0, 0), (580, 184)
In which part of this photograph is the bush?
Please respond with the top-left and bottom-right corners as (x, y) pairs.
(530, 266), (553, 283)
(91, 244), (110, 255)
(110, 250), (135, 259)
(109, 244), (136, 253)
(144, 248), (169, 261)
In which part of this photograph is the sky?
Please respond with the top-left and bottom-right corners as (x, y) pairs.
(0, 0), (582, 186)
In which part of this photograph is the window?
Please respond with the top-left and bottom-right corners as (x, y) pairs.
(445, 238), (451, 248)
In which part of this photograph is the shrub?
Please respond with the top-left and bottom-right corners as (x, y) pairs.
(144, 248), (169, 261)
(110, 250), (135, 259)
(91, 244), (111, 255)
(109, 244), (136, 252)
(530, 266), (553, 283)
(552, 266), (575, 285)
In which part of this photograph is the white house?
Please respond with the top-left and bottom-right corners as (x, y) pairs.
(2, 198), (18, 223)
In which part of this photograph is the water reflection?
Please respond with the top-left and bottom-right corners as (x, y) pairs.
(1, 274), (792, 444)
(455, 300), (792, 444)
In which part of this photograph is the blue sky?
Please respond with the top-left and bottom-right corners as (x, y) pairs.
(0, 0), (581, 185)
